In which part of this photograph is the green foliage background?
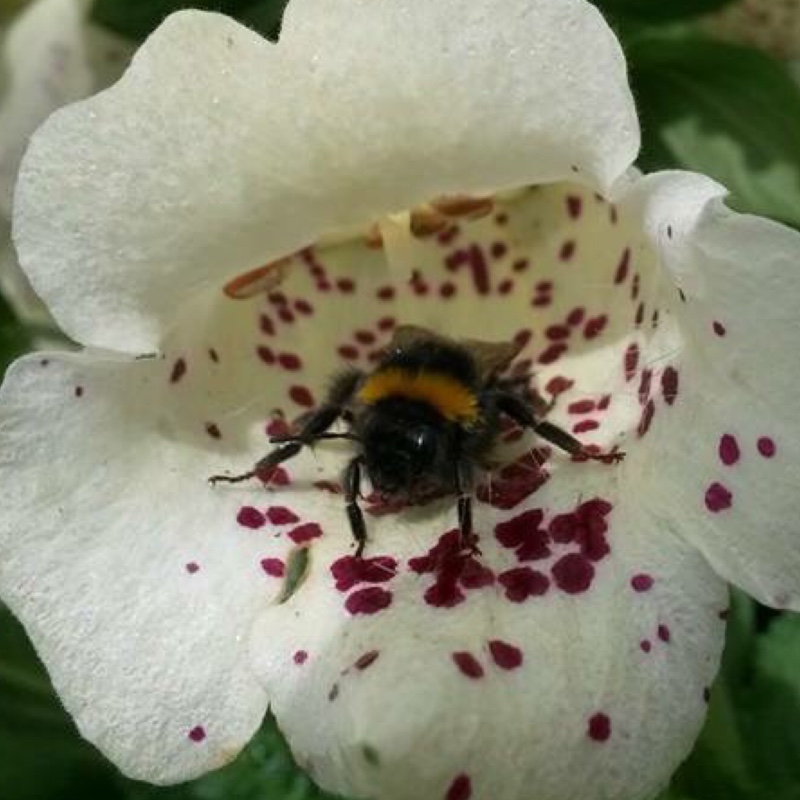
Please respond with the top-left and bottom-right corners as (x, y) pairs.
(2, 0), (800, 798)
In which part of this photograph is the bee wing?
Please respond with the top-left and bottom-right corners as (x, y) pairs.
(461, 337), (525, 381)
(387, 324), (437, 350)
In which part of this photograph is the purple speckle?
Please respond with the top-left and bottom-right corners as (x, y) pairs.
(188, 726), (206, 743)
(237, 506), (266, 529)
(757, 437), (776, 458)
(631, 574), (654, 592)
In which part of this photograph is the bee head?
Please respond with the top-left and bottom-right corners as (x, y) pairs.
(360, 401), (447, 496)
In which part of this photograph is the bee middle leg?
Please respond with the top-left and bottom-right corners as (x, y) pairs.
(344, 457), (368, 558)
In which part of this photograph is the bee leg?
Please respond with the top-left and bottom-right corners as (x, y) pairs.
(344, 457), (368, 558)
(209, 369), (364, 486)
(493, 391), (625, 465)
(455, 461), (480, 555)
(209, 440), (303, 485)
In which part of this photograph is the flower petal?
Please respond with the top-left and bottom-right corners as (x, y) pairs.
(253, 466), (726, 800)
(14, 0), (638, 352)
(0, 0), (132, 322)
(0, 0), (92, 215)
(617, 171), (800, 611)
(0, 352), (302, 782)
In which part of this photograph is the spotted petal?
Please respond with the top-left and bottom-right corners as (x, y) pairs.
(618, 171), (800, 611)
(14, 0), (638, 353)
(254, 473), (726, 800)
(0, 350), (300, 783)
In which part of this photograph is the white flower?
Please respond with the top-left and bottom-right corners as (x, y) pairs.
(2, 2), (800, 799)
(0, 0), (132, 323)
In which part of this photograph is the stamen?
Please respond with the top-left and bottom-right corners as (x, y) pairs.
(431, 194), (494, 219)
(223, 258), (290, 299)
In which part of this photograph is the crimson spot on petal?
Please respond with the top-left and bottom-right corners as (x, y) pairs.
(488, 640), (523, 670)
(587, 713), (611, 742)
(266, 506), (300, 525)
(498, 567), (550, 602)
(757, 436), (776, 458)
(718, 434), (740, 466)
(446, 774), (472, 800)
(452, 652), (484, 680)
(495, 509), (544, 549)
(260, 558), (285, 577)
(705, 482), (732, 513)
(551, 554), (594, 594)
(188, 726), (206, 743)
(293, 650), (308, 665)
(345, 587), (393, 615)
(661, 366), (679, 405)
(288, 522), (323, 544)
(289, 385), (315, 408)
(237, 506), (265, 529)
(631, 573), (654, 592)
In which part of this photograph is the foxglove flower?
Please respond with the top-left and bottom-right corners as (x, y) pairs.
(0, 0), (131, 322)
(3, 2), (800, 799)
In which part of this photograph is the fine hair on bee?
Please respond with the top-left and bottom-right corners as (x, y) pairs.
(209, 325), (624, 557)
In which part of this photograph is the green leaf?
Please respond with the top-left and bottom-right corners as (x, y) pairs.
(91, 0), (288, 42)
(0, 290), (33, 374)
(594, 0), (735, 23)
(739, 615), (800, 797)
(0, 605), (123, 800)
(630, 36), (800, 227)
(668, 592), (759, 800)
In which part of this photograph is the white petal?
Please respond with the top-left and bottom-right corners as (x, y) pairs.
(0, 0), (92, 215)
(614, 171), (800, 611)
(253, 466), (726, 800)
(14, 0), (638, 352)
(0, 0), (132, 322)
(0, 352), (301, 783)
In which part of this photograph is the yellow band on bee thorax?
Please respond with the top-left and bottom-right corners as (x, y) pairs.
(357, 368), (479, 423)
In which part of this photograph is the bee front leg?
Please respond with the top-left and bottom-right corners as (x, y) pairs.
(493, 391), (624, 464)
(209, 370), (364, 487)
(344, 457), (368, 558)
(208, 440), (303, 485)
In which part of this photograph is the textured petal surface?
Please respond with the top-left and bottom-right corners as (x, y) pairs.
(0, 0), (98, 213)
(14, 0), (638, 352)
(0, 0), (131, 321)
(6, 172), (795, 795)
(254, 472), (726, 800)
(618, 172), (800, 611)
(0, 350), (301, 783)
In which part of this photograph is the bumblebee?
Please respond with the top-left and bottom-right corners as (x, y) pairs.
(210, 325), (623, 556)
